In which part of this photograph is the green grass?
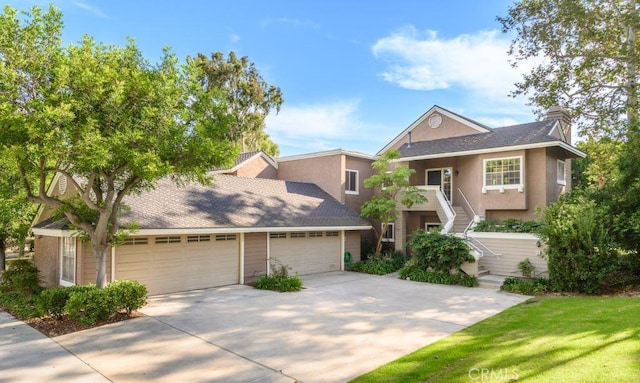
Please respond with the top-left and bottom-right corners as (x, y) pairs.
(352, 296), (640, 382)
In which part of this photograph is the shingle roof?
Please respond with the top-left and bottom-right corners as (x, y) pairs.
(398, 120), (562, 159)
(120, 175), (369, 230)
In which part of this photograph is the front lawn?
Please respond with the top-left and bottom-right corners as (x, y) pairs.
(352, 296), (640, 382)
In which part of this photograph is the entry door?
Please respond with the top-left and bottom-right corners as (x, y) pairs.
(426, 168), (453, 201)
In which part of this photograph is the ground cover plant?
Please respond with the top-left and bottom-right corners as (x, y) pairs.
(351, 251), (407, 275)
(473, 218), (544, 233)
(254, 258), (303, 292)
(352, 296), (640, 382)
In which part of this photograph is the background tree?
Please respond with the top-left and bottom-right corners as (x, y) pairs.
(499, 0), (640, 139)
(0, 5), (277, 287)
(572, 138), (622, 188)
(194, 51), (283, 157)
(361, 150), (428, 254)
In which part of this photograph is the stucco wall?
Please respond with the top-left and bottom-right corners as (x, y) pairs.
(344, 156), (374, 214)
(277, 154), (343, 202)
(33, 236), (59, 288)
(244, 233), (267, 283)
(390, 112), (486, 151)
(235, 156), (278, 179)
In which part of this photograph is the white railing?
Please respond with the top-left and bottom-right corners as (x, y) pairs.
(466, 234), (503, 259)
(457, 188), (479, 235)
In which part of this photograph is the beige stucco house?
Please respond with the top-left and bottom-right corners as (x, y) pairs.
(31, 105), (583, 293)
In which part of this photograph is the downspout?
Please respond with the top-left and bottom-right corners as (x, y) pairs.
(266, 232), (270, 277)
(111, 247), (116, 282)
(340, 230), (345, 271)
(239, 232), (245, 284)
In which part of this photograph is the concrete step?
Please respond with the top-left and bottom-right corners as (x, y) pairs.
(477, 274), (506, 290)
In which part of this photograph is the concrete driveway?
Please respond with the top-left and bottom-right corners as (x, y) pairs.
(19, 272), (527, 382)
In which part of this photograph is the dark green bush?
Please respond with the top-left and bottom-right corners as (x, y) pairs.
(502, 277), (550, 295)
(65, 287), (117, 325)
(254, 258), (303, 292)
(409, 230), (474, 273)
(0, 291), (42, 319)
(106, 280), (147, 314)
(38, 287), (71, 319)
(0, 258), (42, 297)
(351, 251), (408, 275)
(474, 219), (544, 233)
(399, 264), (478, 287)
(541, 196), (619, 294)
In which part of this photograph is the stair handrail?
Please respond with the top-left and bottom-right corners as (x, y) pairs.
(457, 188), (479, 235)
(433, 187), (456, 233)
(466, 234), (502, 258)
(465, 238), (484, 259)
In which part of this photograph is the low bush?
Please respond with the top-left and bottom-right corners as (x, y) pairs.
(0, 291), (42, 319)
(399, 264), (478, 287)
(65, 287), (117, 325)
(502, 277), (550, 295)
(107, 280), (147, 315)
(517, 258), (535, 278)
(38, 287), (71, 319)
(254, 258), (303, 292)
(409, 230), (474, 273)
(474, 218), (544, 233)
(351, 251), (408, 275)
(0, 258), (42, 297)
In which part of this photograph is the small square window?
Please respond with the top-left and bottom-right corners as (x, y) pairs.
(345, 169), (359, 195)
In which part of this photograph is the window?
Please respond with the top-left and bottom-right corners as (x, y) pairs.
(155, 236), (181, 244)
(215, 234), (237, 241)
(483, 157), (522, 189)
(290, 232), (306, 238)
(425, 223), (442, 232)
(345, 169), (359, 195)
(325, 231), (339, 237)
(270, 233), (287, 239)
(123, 237), (149, 245)
(557, 160), (566, 185)
(309, 231), (323, 238)
(60, 237), (76, 286)
(381, 223), (395, 242)
(187, 235), (211, 243)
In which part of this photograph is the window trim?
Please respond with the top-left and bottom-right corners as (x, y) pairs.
(60, 237), (76, 287)
(381, 222), (395, 242)
(482, 155), (524, 191)
(345, 169), (359, 195)
(557, 159), (566, 185)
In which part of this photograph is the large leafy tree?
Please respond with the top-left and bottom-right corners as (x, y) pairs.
(498, 0), (640, 138)
(0, 5), (246, 287)
(193, 51), (283, 157)
(361, 150), (428, 254)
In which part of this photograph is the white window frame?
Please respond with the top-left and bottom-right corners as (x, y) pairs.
(482, 156), (524, 192)
(425, 222), (442, 232)
(557, 160), (566, 185)
(345, 169), (359, 195)
(60, 237), (76, 287)
(381, 222), (395, 242)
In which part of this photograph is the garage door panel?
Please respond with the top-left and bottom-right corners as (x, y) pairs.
(271, 234), (341, 276)
(116, 236), (239, 295)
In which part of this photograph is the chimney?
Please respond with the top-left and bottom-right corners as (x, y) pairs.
(544, 106), (572, 144)
(408, 131), (412, 148)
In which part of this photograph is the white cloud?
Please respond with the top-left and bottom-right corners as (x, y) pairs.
(73, 1), (108, 18)
(265, 100), (387, 155)
(372, 26), (528, 101)
(229, 33), (240, 44)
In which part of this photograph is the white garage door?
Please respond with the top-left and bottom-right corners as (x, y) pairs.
(269, 232), (341, 275)
(116, 235), (239, 295)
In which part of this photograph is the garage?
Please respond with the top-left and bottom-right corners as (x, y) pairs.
(115, 234), (239, 295)
(269, 231), (341, 275)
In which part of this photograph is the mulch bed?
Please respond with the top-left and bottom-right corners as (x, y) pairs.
(20, 311), (144, 338)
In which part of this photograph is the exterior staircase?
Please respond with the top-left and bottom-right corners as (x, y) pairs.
(452, 206), (470, 233)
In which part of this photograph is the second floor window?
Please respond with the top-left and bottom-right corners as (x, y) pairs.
(483, 157), (522, 189)
(345, 169), (359, 195)
(381, 222), (395, 242)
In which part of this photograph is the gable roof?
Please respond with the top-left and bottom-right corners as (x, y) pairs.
(277, 148), (374, 162)
(396, 120), (585, 160)
(213, 151), (278, 174)
(377, 105), (493, 156)
(116, 175), (369, 234)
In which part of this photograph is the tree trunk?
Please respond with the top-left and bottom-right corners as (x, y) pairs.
(92, 241), (109, 288)
(0, 240), (6, 274)
(376, 223), (386, 254)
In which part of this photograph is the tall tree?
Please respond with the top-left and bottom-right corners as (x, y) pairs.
(0, 5), (242, 287)
(361, 150), (428, 254)
(498, 0), (640, 139)
(193, 51), (283, 157)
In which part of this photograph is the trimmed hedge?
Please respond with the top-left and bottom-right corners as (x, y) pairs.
(351, 251), (408, 275)
(400, 264), (478, 287)
(502, 277), (550, 295)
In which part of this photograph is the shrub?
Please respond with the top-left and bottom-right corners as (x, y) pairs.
(474, 219), (544, 233)
(409, 230), (474, 274)
(254, 258), (303, 292)
(65, 287), (118, 325)
(517, 258), (535, 278)
(400, 264), (478, 287)
(0, 258), (42, 297)
(351, 251), (408, 275)
(107, 280), (147, 315)
(502, 277), (550, 295)
(0, 291), (42, 319)
(541, 196), (619, 294)
(38, 287), (72, 319)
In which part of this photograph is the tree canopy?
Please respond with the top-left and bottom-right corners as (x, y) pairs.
(361, 150), (427, 254)
(0, 5), (281, 287)
(499, 0), (640, 138)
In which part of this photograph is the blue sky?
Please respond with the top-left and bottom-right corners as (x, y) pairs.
(10, 0), (536, 157)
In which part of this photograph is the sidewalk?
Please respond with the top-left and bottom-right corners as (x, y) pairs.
(0, 311), (109, 383)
